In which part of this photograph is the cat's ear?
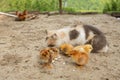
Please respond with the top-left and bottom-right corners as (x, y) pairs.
(45, 30), (53, 35)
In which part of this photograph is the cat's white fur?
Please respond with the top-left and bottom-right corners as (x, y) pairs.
(46, 25), (87, 47)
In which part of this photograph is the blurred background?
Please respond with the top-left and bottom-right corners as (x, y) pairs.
(0, 0), (120, 13)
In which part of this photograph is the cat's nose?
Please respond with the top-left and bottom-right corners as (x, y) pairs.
(48, 44), (55, 47)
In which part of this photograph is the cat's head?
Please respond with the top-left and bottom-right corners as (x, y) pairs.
(45, 30), (59, 47)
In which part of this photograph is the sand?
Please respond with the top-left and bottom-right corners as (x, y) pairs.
(0, 14), (120, 80)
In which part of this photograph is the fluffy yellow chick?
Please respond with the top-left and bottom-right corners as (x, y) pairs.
(59, 43), (74, 56)
(69, 50), (89, 66)
(73, 44), (93, 54)
(69, 44), (93, 66)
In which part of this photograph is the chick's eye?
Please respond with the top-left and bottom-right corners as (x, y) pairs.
(42, 54), (46, 57)
(53, 49), (57, 52)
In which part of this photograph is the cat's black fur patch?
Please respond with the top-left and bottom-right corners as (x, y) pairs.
(69, 29), (79, 40)
(83, 25), (90, 39)
(84, 25), (107, 53)
(86, 35), (107, 53)
(83, 25), (104, 36)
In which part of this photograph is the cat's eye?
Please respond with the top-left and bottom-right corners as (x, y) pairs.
(46, 37), (48, 40)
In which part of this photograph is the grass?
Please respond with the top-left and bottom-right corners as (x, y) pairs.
(0, 0), (119, 13)
(103, 0), (120, 13)
(0, 0), (59, 12)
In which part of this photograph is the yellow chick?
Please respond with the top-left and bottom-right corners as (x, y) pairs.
(69, 50), (89, 66)
(59, 43), (74, 56)
(69, 44), (93, 66)
(73, 44), (93, 54)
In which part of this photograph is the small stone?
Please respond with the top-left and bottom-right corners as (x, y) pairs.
(63, 62), (65, 65)
(106, 78), (109, 80)
(54, 58), (58, 60)
(52, 60), (55, 63)
(60, 76), (63, 78)
(58, 56), (61, 58)
(113, 44), (118, 47)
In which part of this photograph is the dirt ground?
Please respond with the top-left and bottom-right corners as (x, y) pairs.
(0, 14), (120, 80)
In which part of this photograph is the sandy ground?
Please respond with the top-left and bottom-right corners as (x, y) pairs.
(0, 14), (120, 80)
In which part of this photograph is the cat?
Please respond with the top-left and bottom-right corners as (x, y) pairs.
(45, 24), (108, 53)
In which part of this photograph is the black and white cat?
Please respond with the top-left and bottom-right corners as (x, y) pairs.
(45, 24), (108, 53)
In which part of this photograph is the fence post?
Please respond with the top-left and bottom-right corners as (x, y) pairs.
(59, 0), (62, 14)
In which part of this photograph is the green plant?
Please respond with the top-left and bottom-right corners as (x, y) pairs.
(63, 7), (76, 13)
(0, 0), (119, 13)
(103, 0), (120, 13)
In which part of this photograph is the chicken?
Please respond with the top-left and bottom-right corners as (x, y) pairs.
(15, 10), (27, 21)
(59, 43), (73, 56)
(69, 44), (93, 66)
(39, 47), (59, 68)
(15, 10), (37, 21)
(73, 44), (93, 54)
(69, 50), (89, 66)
